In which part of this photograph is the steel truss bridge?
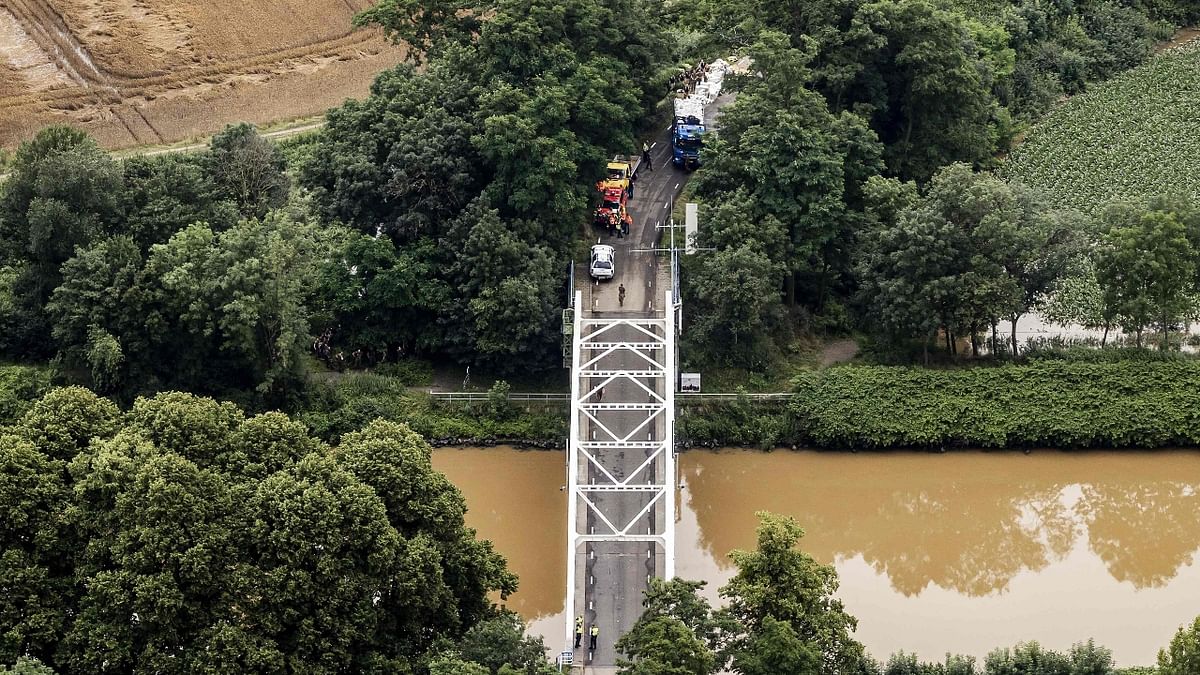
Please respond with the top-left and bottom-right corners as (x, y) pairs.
(563, 289), (677, 669)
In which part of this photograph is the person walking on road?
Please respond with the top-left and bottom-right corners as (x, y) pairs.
(618, 283), (626, 307)
(628, 171), (636, 199)
(589, 624), (599, 650)
(574, 616), (584, 648)
(642, 141), (653, 171)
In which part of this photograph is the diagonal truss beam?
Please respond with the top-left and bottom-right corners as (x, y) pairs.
(565, 290), (677, 653)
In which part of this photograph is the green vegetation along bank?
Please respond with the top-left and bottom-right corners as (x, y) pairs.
(679, 360), (1200, 450)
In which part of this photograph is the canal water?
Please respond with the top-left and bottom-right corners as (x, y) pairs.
(431, 447), (1200, 667)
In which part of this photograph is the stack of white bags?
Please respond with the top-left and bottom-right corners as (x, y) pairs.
(691, 59), (729, 105)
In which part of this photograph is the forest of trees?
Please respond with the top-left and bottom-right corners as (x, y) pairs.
(681, 0), (1200, 368)
(3, 0), (1200, 670)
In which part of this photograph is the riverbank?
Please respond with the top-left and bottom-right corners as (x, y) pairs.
(10, 358), (1200, 452)
(680, 360), (1200, 450)
(265, 359), (1200, 451)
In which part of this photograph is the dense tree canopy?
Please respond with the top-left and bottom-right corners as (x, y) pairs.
(856, 163), (1085, 357)
(0, 388), (518, 673)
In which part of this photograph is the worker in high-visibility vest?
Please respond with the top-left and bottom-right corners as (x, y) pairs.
(574, 616), (583, 648)
(589, 624), (599, 650)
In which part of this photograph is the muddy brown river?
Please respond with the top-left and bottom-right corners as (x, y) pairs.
(432, 447), (1200, 666)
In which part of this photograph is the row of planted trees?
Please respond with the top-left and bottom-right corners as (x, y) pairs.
(858, 170), (1200, 359)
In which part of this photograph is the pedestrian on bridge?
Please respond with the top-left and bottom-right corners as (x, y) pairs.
(619, 284), (626, 307)
(574, 616), (583, 648)
(589, 624), (599, 650)
(642, 141), (653, 171)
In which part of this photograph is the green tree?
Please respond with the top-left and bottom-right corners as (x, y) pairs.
(3, 388), (522, 673)
(732, 616), (819, 675)
(0, 436), (70, 664)
(1157, 616), (1200, 675)
(443, 199), (560, 370)
(458, 613), (556, 674)
(1069, 640), (1115, 675)
(1096, 207), (1196, 348)
(312, 231), (448, 356)
(304, 57), (485, 240)
(683, 245), (782, 368)
(355, 0), (482, 58)
(0, 127), (122, 357)
(430, 654), (491, 675)
(46, 237), (143, 390)
(616, 615), (716, 675)
(0, 657), (57, 674)
(334, 419), (517, 643)
(720, 513), (865, 673)
(1040, 257), (1122, 346)
(694, 31), (884, 311)
(206, 123), (288, 220)
(139, 214), (321, 398)
(857, 164), (1081, 358)
(885, 652), (977, 675)
(119, 154), (237, 250)
(17, 387), (120, 461)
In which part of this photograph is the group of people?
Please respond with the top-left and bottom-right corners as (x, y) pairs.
(574, 615), (601, 651)
(605, 210), (632, 238)
(312, 328), (403, 371)
(670, 60), (709, 95)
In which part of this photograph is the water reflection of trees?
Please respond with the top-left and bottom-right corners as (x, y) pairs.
(680, 451), (1200, 597)
(1079, 483), (1200, 588)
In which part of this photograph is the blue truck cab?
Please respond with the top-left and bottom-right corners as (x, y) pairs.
(671, 114), (705, 170)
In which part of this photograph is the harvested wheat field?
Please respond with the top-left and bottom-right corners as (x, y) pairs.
(0, 0), (406, 149)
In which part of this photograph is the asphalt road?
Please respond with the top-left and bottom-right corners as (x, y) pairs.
(572, 97), (732, 671)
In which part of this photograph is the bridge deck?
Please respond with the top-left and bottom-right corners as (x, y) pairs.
(565, 300), (676, 668)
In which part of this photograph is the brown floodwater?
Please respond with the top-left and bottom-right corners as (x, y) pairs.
(432, 447), (1200, 667)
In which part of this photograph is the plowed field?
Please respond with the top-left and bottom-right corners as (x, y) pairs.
(0, 0), (406, 149)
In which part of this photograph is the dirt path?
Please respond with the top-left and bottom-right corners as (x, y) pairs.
(1155, 26), (1200, 53)
(133, 118), (326, 157)
(819, 339), (859, 367)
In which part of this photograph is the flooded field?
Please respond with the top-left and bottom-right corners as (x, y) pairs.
(432, 446), (1200, 666)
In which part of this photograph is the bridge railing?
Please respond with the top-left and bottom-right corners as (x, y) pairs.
(428, 391), (793, 402)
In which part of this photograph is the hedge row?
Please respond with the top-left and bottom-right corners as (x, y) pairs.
(680, 362), (1200, 449)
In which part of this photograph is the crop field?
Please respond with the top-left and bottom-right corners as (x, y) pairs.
(0, 0), (407, 149)
(1004, 39), (1200, 216)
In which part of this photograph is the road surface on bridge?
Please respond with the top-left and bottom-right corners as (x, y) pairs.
(568, 92), (733, 673)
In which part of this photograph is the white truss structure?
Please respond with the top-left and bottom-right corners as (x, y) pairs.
(564, 289), (676, 649)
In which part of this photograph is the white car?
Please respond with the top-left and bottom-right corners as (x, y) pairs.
(590, 244), (615, 281)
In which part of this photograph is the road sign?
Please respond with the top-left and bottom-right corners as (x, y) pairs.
(685, 202), (698, 254)
(558, 651), (573, 665)
(681, 372), (701, 392)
